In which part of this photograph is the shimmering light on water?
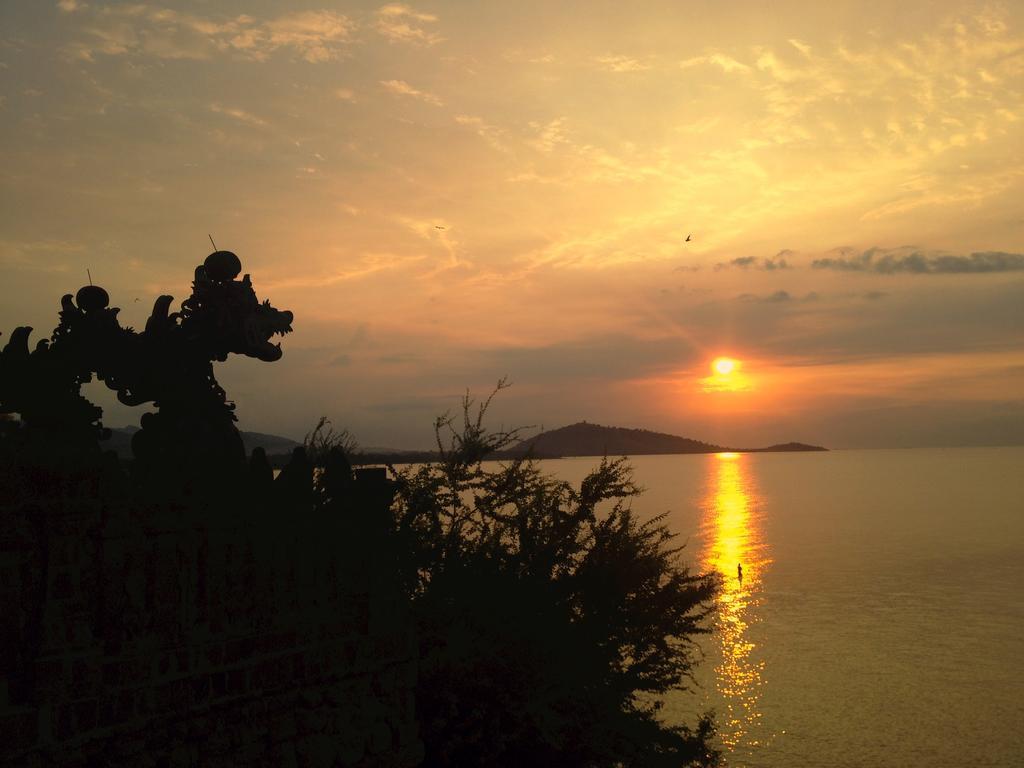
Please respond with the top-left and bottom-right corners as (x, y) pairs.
(700, 452), (772, 751)
(535, 447), (1024, 767)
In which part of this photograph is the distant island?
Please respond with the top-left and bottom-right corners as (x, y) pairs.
(354, 422), (825, 464)
(505, 422), (827, 458)
(106, 422), (825, 466)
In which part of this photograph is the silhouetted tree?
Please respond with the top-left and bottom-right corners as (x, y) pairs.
(391, 382), (720, 767)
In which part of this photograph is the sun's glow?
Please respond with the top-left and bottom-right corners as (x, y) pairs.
(713, 357), (737, 376)
(702, 357), (752, 393)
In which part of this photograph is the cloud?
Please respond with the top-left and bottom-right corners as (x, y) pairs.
(595, 55), (652, 73)
(715, 255), (790, 271)
(680, 53), (751, 74)
(736, 290), (818, 303)
(0, 239), (83, 273)
(377, 352), (419, 364)
(262, 253), (426, 291)
(374, 4), (442, 46)
(57, 0), (85, 12)
(263, 11), (355, 63)
(788, 39), (811, 56)
(738, 289), (792, 302)
(528, 117), (569, 153)
(812, 248), (1024, 274)
(470, 335), (699, 383)
(334, 87), (356, 101)
(380, 79), (443, 106)
(454, 114), (507, 150)
(64, 6), (354, 63)
(209, 103), (267, 127)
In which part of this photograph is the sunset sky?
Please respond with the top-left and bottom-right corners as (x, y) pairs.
(2, 1), (1022, 448)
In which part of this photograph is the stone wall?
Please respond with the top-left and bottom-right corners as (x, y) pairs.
(0, 468), (422, 767)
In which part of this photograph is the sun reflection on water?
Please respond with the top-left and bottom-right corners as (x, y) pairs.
(701, 452), (771, 751)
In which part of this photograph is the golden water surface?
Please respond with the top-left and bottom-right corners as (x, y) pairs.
(700, 452), (772, 751)
(549, 449), (1024, 766)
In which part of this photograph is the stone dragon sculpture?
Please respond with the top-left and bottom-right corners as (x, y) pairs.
(0, 250), (292, 481)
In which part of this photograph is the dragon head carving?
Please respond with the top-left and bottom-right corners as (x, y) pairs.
(243, 300), (294, 362)
(180, 251), (293, 362)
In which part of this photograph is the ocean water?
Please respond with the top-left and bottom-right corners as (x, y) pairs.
(537, 448), (1024, 768)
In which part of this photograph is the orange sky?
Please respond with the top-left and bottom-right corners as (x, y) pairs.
(1, 1), (1022, 448)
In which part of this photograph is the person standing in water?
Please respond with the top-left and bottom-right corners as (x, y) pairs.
(737, 563), (743, 584)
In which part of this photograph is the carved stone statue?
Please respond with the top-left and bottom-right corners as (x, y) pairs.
(0, 251), (292, 485)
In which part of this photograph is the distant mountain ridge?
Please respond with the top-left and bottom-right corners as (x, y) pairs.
(509, 422), (826, 457)
(104, 426), (300, 459)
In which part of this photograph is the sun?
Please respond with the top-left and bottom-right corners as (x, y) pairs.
(713, 357), (737, 376)
(701, 357), (751, 393)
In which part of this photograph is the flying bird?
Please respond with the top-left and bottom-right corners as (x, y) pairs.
(685, 234), (692, 242)
(435, 225), (445, 230)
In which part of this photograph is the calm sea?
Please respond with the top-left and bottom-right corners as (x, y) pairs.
(537, 447), (1024, 768)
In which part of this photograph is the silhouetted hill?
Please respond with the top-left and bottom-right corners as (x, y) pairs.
(741, 441), (828, 453)
(509, 422), (826, 457)
(510, 422), (720, 457)
(105, 426), (300, 459)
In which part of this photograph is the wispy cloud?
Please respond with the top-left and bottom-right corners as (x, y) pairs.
(65, 6), (355, 63)
(0, 239), (84, 272)
(594, 55), (652, 73)
(380, 79), (443, 106)
(262, 252), (427, 291)
(374, 4), (442, 46)
(454, 114), (507, 151)
(788, 38), (812, 56)
(736, 290), (818, 303)
(528, 117), (568, 153)
(263, 11), (355, 63)
(812, 248), (1024, 274)
(680, 53), (751, 74)
(209, 103), (267, 127)
(715, 256), (790, 271)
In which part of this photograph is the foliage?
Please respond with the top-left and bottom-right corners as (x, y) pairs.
(390, 382), (721, 767)
(304, 416), (360, 465)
